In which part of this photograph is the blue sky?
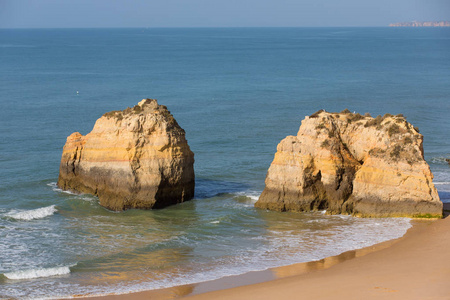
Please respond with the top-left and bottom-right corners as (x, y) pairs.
(1, 0), (449, 28)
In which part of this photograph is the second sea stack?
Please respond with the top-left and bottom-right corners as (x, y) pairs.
(57, 99), (195, 211)
(256, 110), (442, 218)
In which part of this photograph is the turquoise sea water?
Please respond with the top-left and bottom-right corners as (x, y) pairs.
(0, 28), (449, 299)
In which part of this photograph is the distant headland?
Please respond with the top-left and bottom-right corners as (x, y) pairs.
(389, 21), (450, 27)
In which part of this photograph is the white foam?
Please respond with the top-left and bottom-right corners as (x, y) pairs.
(47, 182), (57, 188)
(337, 214), (351, 219)
(307, 219), (327, 223)
(4, 266), (71, 280)
(434, 182), (450, 185)
(47, 182), (78, 195)
(234, 191), (261, 202)
(210, 221), (220, 224)
(6, 205), (57, 221)
(430, 157), (450, 164)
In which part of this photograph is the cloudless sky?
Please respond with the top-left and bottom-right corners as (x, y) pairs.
(1, 0), (449, 28)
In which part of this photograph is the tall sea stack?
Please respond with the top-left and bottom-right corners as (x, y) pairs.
(57, 99), (195, 211)
(256, 110), (442, 218)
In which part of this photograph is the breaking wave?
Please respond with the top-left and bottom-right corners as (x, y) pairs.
(6, 205), (57, 221)
(3, 265), (72, 280)
(234, 191), (261, 202)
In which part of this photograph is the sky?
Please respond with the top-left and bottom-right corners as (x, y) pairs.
(1, 0), (449, 28)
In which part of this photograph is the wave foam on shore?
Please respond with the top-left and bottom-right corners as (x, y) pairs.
(6, 205), (57, 221)
(3, 265), (72, 280)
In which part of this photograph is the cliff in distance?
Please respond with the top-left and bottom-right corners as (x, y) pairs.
(57, 99), (195, 211)
(256, 110), (442, 218)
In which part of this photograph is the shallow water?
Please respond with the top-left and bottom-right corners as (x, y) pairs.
(0, 27), (449, 299)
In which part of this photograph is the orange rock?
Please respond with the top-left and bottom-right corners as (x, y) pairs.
(57, 99), (195, 211)
(256, 110), (442, 218)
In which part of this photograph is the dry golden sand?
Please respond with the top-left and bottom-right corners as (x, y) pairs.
(84, 207), (450, 300)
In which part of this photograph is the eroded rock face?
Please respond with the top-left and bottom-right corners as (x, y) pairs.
(256, 110), (442, 218)
(57, 99), (195, 211)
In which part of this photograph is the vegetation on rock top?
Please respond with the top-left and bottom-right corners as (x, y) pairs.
(101, 99), (180, 129)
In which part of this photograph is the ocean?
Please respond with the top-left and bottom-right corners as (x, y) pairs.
(0, 27), (449, 299)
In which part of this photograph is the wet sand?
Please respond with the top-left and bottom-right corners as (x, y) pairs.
(84, 206), (450, 300)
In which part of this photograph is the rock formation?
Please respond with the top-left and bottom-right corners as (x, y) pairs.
(57, 99), (195, 211)
(256, 110), (442, 218)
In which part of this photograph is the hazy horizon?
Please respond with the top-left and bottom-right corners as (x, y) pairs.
(1, 0), (449, 29)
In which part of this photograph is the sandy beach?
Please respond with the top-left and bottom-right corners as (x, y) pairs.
(85, 205), (450, 300)
(182, 218), (450, 300)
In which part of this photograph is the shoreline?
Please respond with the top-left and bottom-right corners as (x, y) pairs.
(180, 215), (450, 300)
(79, 208), (449, 300)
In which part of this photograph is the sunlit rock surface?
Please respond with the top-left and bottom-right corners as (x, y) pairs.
(256, 110), (442, 218)
(58, 99), (195, 211)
